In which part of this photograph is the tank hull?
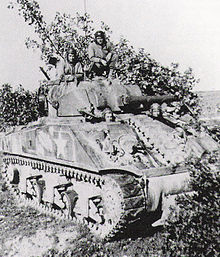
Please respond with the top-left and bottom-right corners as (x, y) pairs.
(0, 80), (219, 239)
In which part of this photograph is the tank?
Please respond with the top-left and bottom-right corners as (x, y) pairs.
(0, 78), (219, 239)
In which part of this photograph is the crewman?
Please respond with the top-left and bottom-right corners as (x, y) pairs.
(47, 47), (83, 110)
(57, 47), (83, 84)
(88, 31), (117, 78)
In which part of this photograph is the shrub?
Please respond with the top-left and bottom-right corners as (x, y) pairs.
(0, 83), (39, 129)
(207, 126), (220, 144)
(162, 153), (220, 257)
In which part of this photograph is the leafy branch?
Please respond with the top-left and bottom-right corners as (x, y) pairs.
(8, 0), (200, 118)
(8, 0), (61, 57)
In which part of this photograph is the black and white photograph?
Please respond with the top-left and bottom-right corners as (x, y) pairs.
(0, 0), (219, 256)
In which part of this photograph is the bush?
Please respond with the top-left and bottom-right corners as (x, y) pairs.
(207, 126), (220, 144)
(162, 153), (220, 257)
(0, 83), (39, 129)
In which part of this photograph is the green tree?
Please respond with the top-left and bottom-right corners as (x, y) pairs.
(8, 0), (96, 64)
(9, 0), (200, 117)
(114, 40), (199, 114)
(162, 153), (220, 257)
(207, 126), (220, 144)
(0, 83), (39, 129)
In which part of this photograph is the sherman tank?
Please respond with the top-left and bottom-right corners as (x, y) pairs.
(0, 78), (219, 239)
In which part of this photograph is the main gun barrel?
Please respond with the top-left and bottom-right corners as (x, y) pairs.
(122, 94), (177, 106)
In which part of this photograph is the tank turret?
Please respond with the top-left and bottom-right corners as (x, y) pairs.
(48, 78), (177, 117)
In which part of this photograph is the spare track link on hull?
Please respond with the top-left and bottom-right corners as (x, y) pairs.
(1, 154), (146, 239)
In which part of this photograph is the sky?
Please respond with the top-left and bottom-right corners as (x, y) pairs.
(0, 0), (220, 92)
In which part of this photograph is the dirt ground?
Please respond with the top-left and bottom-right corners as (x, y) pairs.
(0, 180), (80, 257)
(0, 171), (164, 257)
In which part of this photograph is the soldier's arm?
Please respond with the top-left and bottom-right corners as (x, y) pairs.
(75, 62), (84, 79)
(106, 41), (113, 53)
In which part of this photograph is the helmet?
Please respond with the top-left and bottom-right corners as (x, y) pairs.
(94, 30), (106, 39)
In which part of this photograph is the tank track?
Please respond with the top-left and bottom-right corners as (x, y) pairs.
(1, 154), (146, 239)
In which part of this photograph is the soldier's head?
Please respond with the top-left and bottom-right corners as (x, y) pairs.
(67, 47), (77, 64)
(103, 108), (115, 122)
(94, 30), (106, 45)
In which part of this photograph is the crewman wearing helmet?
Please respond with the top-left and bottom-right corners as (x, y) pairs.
(47, 47), (83, 111)
(88, 30), (117, 78)
(57, 47), (83, 84)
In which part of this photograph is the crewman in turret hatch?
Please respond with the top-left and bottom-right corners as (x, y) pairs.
(47, 47), (83, 110)
(57, 47), (84, 85)
(44, 48), (83, 86)
(88, 31), (118, 79)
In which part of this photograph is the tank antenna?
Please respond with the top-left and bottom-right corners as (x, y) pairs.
(84, 0), (87, 14)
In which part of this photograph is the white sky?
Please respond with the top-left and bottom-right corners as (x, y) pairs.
(0, 0), (220, 91)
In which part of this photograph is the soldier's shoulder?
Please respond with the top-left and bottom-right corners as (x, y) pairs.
(105, 41), (113, 49)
